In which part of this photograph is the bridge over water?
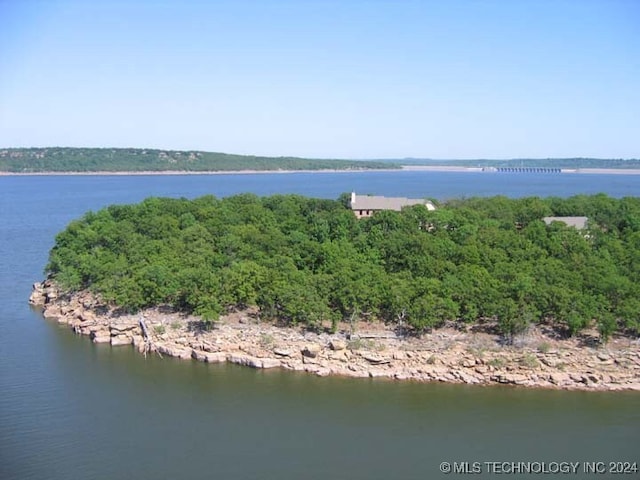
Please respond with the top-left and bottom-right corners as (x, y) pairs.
(483, 167), (562, 173)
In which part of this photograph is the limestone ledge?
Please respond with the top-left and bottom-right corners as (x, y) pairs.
(30, 280), (640, 392)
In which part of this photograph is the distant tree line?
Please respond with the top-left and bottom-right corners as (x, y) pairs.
(0, 148), (395, 172)
(399, 158), (640, 169)
(4, 148), (639, 172)
(46, 193), (640, 342)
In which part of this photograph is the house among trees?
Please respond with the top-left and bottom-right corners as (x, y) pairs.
(543, 216), (589, 229)
(349, 192), (436, 219)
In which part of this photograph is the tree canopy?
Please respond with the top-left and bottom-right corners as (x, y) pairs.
(46, 193), (640, 340)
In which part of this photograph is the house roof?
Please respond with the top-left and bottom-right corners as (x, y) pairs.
(543, 216), (589, 229)
(350, 193), (435, 211)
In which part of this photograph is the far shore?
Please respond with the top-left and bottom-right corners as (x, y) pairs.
(2, 168), (401, 176)
(4, 166), (640, 176)
(30, 281), (640, 392)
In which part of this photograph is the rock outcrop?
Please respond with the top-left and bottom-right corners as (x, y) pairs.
(30, 281), (640, 391)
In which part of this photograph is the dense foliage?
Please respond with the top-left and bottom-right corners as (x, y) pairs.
(0, 148), (395, 172)
(46, 193), (640, 341)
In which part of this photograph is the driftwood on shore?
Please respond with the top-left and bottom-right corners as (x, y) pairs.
(138, 317), (158, 357)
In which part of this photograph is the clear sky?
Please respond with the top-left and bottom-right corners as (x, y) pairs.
(0, 0), (638, 159)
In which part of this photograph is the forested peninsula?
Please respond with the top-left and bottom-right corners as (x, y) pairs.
(33, 193), (640, 390)
(0, 148), (395, 173)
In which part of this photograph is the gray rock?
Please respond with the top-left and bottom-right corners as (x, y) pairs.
(302, 355), (320, 365)
(494, 373), (527, 385)
(228, 354), (260, 368)
(110, 323), (137, 334)
(302, 344), (321, 358)
(110, 336), (132, 346)
(540, 357), (557, 367)
(273, 347), (293, 357)
(260, 358), (281, 369)
(457, 371), (481, 384)
(548, 372), (569, 385)
(158, 344), (191, 359)
(204, 352), (228, 363)
(362, 353), (390, 365)
(191, 349), (208, 362)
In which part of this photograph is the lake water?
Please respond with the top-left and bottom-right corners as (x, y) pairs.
(1, 171), (639, 480)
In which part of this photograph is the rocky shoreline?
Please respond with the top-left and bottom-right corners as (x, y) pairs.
(30, 280), (640, 391)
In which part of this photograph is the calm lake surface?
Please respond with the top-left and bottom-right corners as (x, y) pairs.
(1, 171), (639, 480)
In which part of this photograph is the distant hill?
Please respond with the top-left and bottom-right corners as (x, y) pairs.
(0, 148), (398, 173)
(3, 148), (638, 173)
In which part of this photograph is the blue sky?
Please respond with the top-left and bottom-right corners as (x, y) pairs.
(0, 0), (638, 159)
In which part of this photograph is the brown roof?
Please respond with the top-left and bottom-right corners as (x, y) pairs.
(350, 193), (435, 211)
(543, 216), (589, 229)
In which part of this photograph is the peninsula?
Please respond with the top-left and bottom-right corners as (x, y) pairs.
(32, 193), (640, 390)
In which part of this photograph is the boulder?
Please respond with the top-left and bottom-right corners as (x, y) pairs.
(191, 350), (208, 362)
(273, 347), (293, 357)
(494, 373), (528, 385)
(111, 336), (132, 347)
(29, 283), (46, 305)
(43, 306), (62, 319)
(549, 372), (571, 386)
(346, 368), (371, 378)
(302, 355), (320, 365)
(228, 354), (260, 368)
(44, 288), (58, 303)
(205, 352), (228, 363)
(191, 350), (227, 363)
(303, 364), (321, 374)
(362, 353), (390, 365)
(110, 323), (137, 334)
(392, 351), (407, 361)
(456, 371), (481, 384)
(302, 344), (321, 358)
(326, 350), (349, 362)
(260, 358), (281, 369)
(540, 357), (558, 367)
(157, 344), (191, 359)
(200, 342), (217, 353)
(569, 373), (588, 384)
(329, 339), (347, 351)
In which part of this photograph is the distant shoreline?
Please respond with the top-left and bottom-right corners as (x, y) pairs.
(4, 166), (640, 176)
(402, 166), (640, 175)
(0, 168), (400, 176)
